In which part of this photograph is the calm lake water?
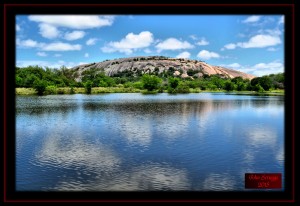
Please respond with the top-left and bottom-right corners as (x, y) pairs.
(16, 93), (284, 191)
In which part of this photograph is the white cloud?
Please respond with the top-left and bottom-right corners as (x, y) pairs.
(253, 61), (283, 70)
(39, 23), (60, 39)
(237, 34), (281, 48)
(155, 38), (194, 51)
(278, 16), (284, 24)
(221, 61), (284, 77)
(37, 52), (47, 57)
(86, 38), (98, 45)
(28, 15), (115, 29)
(189, 35), (197, 40)
(267, 47), (278, 52)
(144, 48), (152, 54)
(176, 51), (191, 59)
(226, 63), (241, 68)
(42, 42), (81, 51)
(223, 34), (281, 50)
(101, 31), (154, 54)
(16, 24), (20, 31)
(64, 30), (85, 41)
(84, 53), (89, 58)
(16, 60), (77, 69)
(197, 50), (220, 60)
(242, 15), (261, 23)
(224, 43), (236, 50)
(252, 61), (284, 76)
(17, 39), (41, 48)
(196, 38), (209, 46)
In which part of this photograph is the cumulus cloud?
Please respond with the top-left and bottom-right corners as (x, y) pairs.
(144, 48), (152, 54)
(101, 31), (154, 54)
(226, 63), (241, 68)
(64, 30), (85, 41)
(278, 16), (284, 24)
(238, 34), (281, 48)
(267, 47), (279, 52)
(251, 61), (284, 76)
(86, 38), (98, 45)
(38, 23), (60, 39)
(28, 15), (115, 29)
(84, 53), (89, 58)
(17, 38), (82, 51)
(189, 35), (197, 40)
(42, 42), (81, 51)
(16, 60), (77, 68)
(176, 51), (191, 59)
(196, 38), (209, 46)
(16, 24), (20, 31)
(17, 39), (41, 48)
(37, 52), (47, 57)
(221, 61), (284, 77)
(223, 43), (236, 50)
(242, 15), (261, 23)
(222, 34), (281, 50)
(197, 50), (220, 60)
(156, 38), (194, 51)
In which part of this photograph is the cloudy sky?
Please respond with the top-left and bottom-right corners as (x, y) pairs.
(16, 15), (284, 76)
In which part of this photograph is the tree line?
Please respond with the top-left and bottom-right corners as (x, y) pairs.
(15, 66), (284, 95)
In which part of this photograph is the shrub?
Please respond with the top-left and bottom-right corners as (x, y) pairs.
(45, 85), (57, 94)
(141, 74), (162, 91)
(84, 80), (93, 94)
(33, 79), (47, 95)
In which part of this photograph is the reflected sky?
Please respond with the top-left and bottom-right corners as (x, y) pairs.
(16, 93), (284, 191)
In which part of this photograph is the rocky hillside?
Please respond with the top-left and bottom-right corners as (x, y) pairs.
(70, 56), (255, 82)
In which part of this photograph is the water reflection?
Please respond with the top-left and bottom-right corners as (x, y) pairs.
(16, 94), (284, 191)
(35, 129), (121, 174)
(53, 163), (190, 191)
(202, 173), (236, 191)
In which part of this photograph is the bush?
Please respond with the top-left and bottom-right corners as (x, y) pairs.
(45, 85), (57, 94)
(142, 74), (162, 91)
(70, 86), (75, 94)
(33, 79), (47, 95)
(84, 80), (93, 94)
(175, 83), (190, 93)
(168, 77), (180, 89)
(254, 84), (265, 92)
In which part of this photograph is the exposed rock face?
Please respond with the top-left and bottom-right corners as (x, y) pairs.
(70, 56), (255, 82)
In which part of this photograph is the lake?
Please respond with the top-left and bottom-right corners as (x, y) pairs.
(16, 93), (284, 191)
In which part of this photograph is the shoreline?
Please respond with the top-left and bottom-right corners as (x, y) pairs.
(16, 87), (284, 96)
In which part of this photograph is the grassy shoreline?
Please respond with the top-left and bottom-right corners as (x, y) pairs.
(16, 87), (284, 96)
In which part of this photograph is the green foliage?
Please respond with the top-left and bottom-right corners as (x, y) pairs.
(70, 86), (75, 94)
(141, 74), (162, 91)
(84, 80), (93, 94)
(224, 81), (235, 91)
(33, 79), (48, 95)
(251, 76), (272, 91)
(15, 65), (284, 95)
(45, 85), (57, 94)
(168, 77), (180, 89)
(254, 84), (265, 92)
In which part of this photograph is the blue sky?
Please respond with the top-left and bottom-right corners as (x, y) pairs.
(16, 15), (284, 76)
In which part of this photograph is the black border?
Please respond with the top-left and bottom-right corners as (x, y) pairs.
(3, 3), (296, 203)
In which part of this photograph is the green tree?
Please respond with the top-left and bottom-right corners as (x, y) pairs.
(141, 74), (162, 91)
(259, 76), (272, 91)
(168, 77), (180, 89)
(84, 80), (93, 94)
(33, 79), (48, 95)
(224, 81), (235, 91)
